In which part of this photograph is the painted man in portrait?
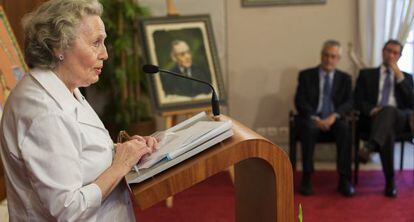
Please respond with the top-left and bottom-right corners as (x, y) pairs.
(160, 40), (212, 97)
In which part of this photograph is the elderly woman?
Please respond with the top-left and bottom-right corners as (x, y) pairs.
(0, 0), (156, 221)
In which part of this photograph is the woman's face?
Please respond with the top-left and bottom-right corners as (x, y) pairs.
(56, 15), (108, 91)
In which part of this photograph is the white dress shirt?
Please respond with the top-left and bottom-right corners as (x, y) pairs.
(0, 68), (135, 221)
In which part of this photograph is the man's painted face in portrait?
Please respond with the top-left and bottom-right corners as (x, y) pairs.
(172, 41), (192, 68)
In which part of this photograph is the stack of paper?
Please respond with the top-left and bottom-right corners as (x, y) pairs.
(126, 112), (233, 184)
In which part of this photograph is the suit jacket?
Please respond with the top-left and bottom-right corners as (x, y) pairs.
(294, 67), (353, 118)
(354, 67), (414, 116)
(161, 64), (212, 97)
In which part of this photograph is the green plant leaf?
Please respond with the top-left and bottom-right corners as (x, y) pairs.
(98, 0), (152, 131)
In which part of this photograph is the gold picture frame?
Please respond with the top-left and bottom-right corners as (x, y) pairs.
(242, 0), (326, 7)
(140, 15), (226, 113)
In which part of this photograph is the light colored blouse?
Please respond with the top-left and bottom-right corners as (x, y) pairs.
(0, 68), (135, 221)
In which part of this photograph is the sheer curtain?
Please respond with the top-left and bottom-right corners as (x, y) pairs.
(356, 0), (414, 67)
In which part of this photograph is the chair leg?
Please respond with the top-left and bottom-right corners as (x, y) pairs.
(228, 166), (235, 183)
(354, 138), (360, 185)
(400, 141), (405, 171)
(166, 196), (173, 208)
(289, 136), (297, 171)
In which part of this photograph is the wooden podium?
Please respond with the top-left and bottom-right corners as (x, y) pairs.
(130, 116), (294, 222)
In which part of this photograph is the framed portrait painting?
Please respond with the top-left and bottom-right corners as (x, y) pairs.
(0, 6), (28, 117)
(140, 14), (225, 113)
(242, 0), (326, 7)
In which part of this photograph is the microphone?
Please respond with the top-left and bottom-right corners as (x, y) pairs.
(142, 64), (220, 117)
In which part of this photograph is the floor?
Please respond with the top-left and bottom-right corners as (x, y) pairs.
(0, 143), (412, 221)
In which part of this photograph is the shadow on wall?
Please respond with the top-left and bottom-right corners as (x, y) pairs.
(252, 67), (299, 145)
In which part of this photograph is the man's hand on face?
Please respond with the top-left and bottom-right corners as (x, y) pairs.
(389, 62), (404, 80)
(382, 42), (403, 80)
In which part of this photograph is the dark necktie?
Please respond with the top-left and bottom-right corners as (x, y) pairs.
(320, 74), (332, 118)
(379, 68), (391, 106)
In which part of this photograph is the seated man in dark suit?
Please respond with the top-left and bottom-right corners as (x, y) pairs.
(295, 40), (354, 197)
(161, 40), (211, 97)
(354, 39), (414, 198)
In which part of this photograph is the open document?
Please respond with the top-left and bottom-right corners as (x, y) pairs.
(126, 112), (233, 184)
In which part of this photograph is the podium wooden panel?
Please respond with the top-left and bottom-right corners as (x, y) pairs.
(130, 116), (294, 222)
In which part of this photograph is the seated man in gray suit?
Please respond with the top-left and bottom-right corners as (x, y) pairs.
(161, 40), (211, 97)
(295, 40), (354, 197)
(355, 39), (414, 198)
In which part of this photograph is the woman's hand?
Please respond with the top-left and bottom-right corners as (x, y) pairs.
(112, 139), (151, 175)
(95, 138), (153, 200)
(130, 135), (158, 152)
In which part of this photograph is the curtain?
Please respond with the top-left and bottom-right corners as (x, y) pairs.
(355, 0), (414, 67)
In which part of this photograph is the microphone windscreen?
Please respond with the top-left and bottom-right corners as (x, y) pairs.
(142, 64), (159, 74)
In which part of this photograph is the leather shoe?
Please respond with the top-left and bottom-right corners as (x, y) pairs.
(299, 174), (313, 196)
(384, 180), (397, 198)
(338, 177), (355, 197)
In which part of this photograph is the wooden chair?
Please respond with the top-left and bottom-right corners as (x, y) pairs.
(289, 111), (355, 171)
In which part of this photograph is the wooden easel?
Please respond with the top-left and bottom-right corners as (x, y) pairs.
(166, 0), (179, 16)
(163, 106), (212, 127)
(161, 0), (233, 208)
(162, 106), (212, 208)
(163, 0), (179, 207)
(161, 106), (235, 208)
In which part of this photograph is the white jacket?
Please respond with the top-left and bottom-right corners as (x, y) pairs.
(0, 68), (135, 221)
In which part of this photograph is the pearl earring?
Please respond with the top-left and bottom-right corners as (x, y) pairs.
(58, 55), (64, 61)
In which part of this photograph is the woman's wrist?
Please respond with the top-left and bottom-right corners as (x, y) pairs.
(110, 161), (131, 177)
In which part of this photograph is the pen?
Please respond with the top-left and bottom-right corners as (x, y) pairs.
(117, 130), (141, 173)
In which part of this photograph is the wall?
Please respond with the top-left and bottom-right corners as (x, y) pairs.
(2, 0), (359, 149)
(227, 0), (358, 145)
(140, 0), (358, 147)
